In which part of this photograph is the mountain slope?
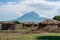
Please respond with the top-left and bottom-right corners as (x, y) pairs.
(16, 12), (47, 22)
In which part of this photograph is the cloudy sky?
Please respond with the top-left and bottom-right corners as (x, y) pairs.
(0, 0), (60, 21)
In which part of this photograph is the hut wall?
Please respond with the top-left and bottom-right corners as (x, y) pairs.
(38, 23), (60, 30)
(9, 24), (16, 30)
(1, 24), (9, 30)
(58, 24), (60, 27)
(0, 24), (2, 30)
(1, 24), (16, 30)
(38, 23), (48, 29)
(22, 23), (32, 28)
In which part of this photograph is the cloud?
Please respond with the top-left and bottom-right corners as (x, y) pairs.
(46, 0), (60, 2)
(0, 0), (20, 2)
(0, 0), (60, 21)
(21, 0), (60, 18)
(0, 1), (35, 21)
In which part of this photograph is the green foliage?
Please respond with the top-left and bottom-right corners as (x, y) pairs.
(37, 36), (60, 40)
(12, 21), (21, 24)
(53, 16), (60, 21)
(0, 33), (60, 40)
(0, 21), (3, 23)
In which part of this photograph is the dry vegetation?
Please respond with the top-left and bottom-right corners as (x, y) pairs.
(0, 20), (60, 40)
(0, 26), (60, 40)
(0, 32), (60, 40)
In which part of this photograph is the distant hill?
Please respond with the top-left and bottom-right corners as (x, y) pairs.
(16, 12), (47, 23)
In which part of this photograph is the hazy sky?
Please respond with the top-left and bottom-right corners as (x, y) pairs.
(0, 0), (60, 21)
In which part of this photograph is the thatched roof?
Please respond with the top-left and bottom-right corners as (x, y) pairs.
(40, 20), (60, 24)
(0, 22), (16, 24)
(23, 22), (32, 25)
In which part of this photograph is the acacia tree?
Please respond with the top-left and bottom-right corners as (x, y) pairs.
(53, 16), (60, 21)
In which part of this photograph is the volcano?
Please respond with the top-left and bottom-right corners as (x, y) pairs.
(16, 12), (47, 23)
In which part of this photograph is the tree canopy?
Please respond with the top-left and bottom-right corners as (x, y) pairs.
(12, 21), (21, 24)
(53, 16), (60, 21)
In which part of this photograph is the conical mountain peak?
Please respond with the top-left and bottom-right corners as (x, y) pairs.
(23, 11), (39, 17)
(16, 11), (46, 22)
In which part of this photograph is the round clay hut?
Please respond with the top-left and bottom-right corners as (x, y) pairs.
(1, 22), (16, 30)
(22, 22), (32, 28)
(32, 22), (39, 27)
(38, 20), (60, 32)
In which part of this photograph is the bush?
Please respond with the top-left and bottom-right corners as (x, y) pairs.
(12, 21), (21, 24)
(53, 16), (60, 21)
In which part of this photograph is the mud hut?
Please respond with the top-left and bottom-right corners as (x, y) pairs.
(32, 23), (39, 27)
(38, 20), (60, 32)
(31, 23), (39, 31)
(1, 22), (16, 30)
(22, 22), (32, 28)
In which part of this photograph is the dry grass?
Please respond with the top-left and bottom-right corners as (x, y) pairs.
(0, 26), (60, 40)
(0, 31), (60, 40)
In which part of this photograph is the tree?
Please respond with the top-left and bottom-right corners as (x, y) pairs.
(53, 16), (60, 21)
(12, 21), (21, 24)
